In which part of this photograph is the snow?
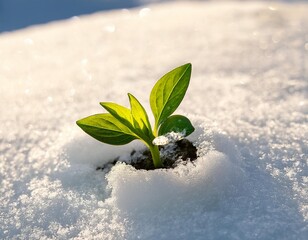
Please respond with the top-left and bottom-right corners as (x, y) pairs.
(0, 1), (307, 239)
(152, 131), (185, 145)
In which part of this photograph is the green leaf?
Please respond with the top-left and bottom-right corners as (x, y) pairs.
(158, 115), (195, 137)
(76, 113), (137, 145)
(100, 102), (133, 129)
(150, 63), (192, 134)
(101, 99), (152, 145)
(128, 93), (153, 139)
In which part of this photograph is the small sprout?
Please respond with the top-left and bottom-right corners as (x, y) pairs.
(76, 63), (194, 168)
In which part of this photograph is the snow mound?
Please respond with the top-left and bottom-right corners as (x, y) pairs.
(106, 119), (244, 215)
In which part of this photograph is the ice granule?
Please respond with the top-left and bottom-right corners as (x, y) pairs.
(152, 131), (185, 146)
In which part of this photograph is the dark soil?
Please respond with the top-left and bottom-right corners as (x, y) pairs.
(96, 139), (198, 171)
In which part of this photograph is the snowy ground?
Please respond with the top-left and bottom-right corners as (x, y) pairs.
(0, 1), (307, 239)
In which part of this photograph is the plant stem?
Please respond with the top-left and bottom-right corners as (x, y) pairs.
(149, 144), (163, 168)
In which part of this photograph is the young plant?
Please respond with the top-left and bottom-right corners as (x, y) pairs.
(76, 63), (194, 168)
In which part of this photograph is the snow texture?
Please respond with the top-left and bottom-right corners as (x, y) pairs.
(152, 131), (185, 145)
(0, 1), (307, 239)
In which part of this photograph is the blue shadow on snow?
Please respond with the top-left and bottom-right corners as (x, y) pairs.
(0, 0), (142, 33)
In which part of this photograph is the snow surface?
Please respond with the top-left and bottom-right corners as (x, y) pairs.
(0, 1), (307, 239)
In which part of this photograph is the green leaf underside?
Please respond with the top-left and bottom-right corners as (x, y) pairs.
(128, 93), (153, 140)
(76, 113), (137, 145)
(158, 114), (195, 137)
(150, 63), (192, 133)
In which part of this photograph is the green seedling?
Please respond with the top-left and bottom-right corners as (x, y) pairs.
(76, 63), (194, 168)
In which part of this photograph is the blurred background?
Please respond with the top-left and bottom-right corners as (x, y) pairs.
(0, 0), (302, 33)
(0, 0), (163, 33)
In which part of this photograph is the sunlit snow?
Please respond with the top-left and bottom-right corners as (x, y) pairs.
(152, 131), (185, 145)
(0, 1), (307, 239)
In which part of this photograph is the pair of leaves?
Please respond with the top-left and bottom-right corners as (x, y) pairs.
(101, 93), (154, 144)
(150, 63), (192, 134)
(150, 63), (194, 137)
(76, 63), (194, 147)
(77, 93), (152, 146)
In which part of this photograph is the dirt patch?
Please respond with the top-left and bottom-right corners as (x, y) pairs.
(96, 139), (197, 171)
